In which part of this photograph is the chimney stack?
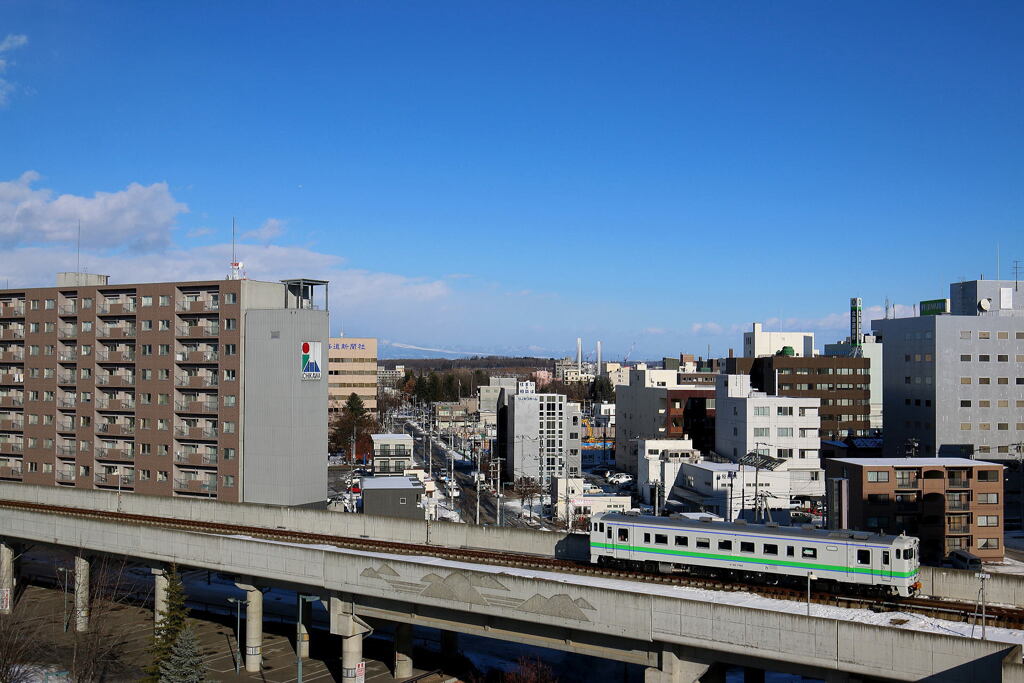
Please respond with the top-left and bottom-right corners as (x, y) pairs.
(596, 340), (602, 376)
(576, 337), (583, 373)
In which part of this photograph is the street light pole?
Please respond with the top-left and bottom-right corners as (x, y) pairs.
(806, 572), (816, 617)
(227, 597), (249, 675)
(56, 567), (71, 632)
(296, 594), (317, 683)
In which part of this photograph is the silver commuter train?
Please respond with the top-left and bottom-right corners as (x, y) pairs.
(590, 512), (921, 597)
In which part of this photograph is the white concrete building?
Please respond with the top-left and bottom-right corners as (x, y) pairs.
(370, 434), (415, 476)
(505, 393), (582, 487)
(743, 322), (815, 358)
(631, 438), (701, 509)
(670, 460), (792, 522)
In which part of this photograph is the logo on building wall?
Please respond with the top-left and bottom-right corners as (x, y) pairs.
(301, 342), (322, 380)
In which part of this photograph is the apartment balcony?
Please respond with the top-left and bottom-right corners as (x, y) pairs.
(0, 442), (24, 455)
(947, 477), (970, 489)
(173, 477), (217, 494)
(946, 500), (971, 511)
(97, 301), (136, 315)
(174, 451), (218, 466)
(95, 447), (135, 462)
(175, 324), (220, 338)
(56, 470), (76, 482)
(94, 472), (134, 487)
(174, 425), (217, 440)
(0, 350), (24, 362)
(97, 422), (135, 437)
(176, 300), (219, 313)
(946, 524), (971, 534)
(56, 422), (76, 434)
(59, 303), (78, 316)
(0, 396), (24, 408)
(0, 328), (25, 340)
(0, 373), (24, 385)
(57, 327), (78, 340)
(56, 444), (77, 457)
(0, 304), (25, 317)
(174, 399), (218, 414)
(96, 374), (135, 388)
(175, 349), (219, 364)
(57, 398), (77, 409)
(58, 352), (78, 363)
(0, 464), (22, 479)
(96, 325), (137, 339)
(894, 478), (920, 490)
(0, 418), (24, 430)
(174, 374), (217, 388)
(96, 348), (136, 363)
(57, 372), (77, 385)
(96, 397), (135, 411)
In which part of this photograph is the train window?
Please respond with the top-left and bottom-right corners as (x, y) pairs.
(801, 547), (817, 559)
(882, 551), (890, 565)
(643, 533), (651, 544)
(763, 544), (778, 555)
(740, 542), (755, 553)
(606, 527), (612, 539)
(718, 540), (732, 551)
(786, 546), (795, 557)
(618, 528), (629, 542)
(696, 538), (710, 549)
(826, 546), (839, 552)
(599, 523), (605, 532)
(655, 534), (668, 545)
(857, 549), (870, 565)
(675, 536), (688, 547)
(903, 548), (915, 560)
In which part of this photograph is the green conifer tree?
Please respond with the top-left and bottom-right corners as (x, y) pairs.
(147, 565), (189, 680)
(158, 625), (207, 683)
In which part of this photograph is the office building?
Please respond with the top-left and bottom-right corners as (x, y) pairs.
(824, 457), (1004, 562)
(376, 365), (405, 389)
(872, 279), (1024, 460)
(0, 272), (328, 506)
(743, 322), (814, 358)
(327, 337), (377, 414)
(614, 368), (716, 476)
(824, 336), (883, 431)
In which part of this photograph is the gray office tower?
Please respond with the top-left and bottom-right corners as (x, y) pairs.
(872, 279), (1024, 460)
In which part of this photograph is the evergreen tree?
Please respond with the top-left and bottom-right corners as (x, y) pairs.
(147, 565), (188, 681)
(158, 625), (207, 683)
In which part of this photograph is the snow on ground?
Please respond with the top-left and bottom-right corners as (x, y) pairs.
(984, 555), (1024, 576)
(216, 533), (1024, 648)
(431, 490), (462, 523)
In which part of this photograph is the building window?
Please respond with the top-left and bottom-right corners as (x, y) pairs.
(223, 395), (237, 407)
(777, 427), (793, 437)
(977, 470), (999, 482)
(223, 447), (235, 460)
(978, 493), (999, 504)
(224, 343), (237, 355)
(867, 471), (889, 483)
(977, 515), (998, 527)
(960, 377), (972, 385)
(960, 400), (971, 407)
(977, 538), (1000, 550)
(753, 427), (769, 437)
(222, 421), (236, 434)
(224, 318), (237, 331)
(224, 369), (237, 381)
(157, 471), (168, 482)
(754, 406), (769, 416)
(141, 296), (153, 307)
(777, 406), (793, 416)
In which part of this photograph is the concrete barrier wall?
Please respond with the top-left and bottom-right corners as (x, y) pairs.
(4, 503), (1021, 683)
(919, 566), (1024, 607)
(0, 482), (590, 560)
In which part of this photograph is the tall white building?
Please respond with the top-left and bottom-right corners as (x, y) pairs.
(504, 393), (582, 487)
(743, 322), (815, 358)
(714, 374), (820, 461)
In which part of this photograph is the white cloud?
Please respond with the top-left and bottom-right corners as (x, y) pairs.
(0, 34), (28, 107)
(0, 171), (188, 250)
(186, 227), (212, 238)
(0, 35), (27, 53)
(241, 217), (285, 242)
(690, 322), (724, 335)
(385, 342), (487, 356)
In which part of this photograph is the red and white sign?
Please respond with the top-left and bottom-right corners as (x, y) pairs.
(355, 660), (365, 683)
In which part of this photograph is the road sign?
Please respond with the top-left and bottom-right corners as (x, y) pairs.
(356, 660), (365, 683)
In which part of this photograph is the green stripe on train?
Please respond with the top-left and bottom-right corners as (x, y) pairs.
(590, 542), (919, 579)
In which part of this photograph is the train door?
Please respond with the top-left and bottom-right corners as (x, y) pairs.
(880, 549), (893, 584)
(613, 524), (632, 561)
(855, 548), (879, 587)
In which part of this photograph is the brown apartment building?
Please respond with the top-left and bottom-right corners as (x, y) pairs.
(726, 355), (871, 439)
(824, 457), (1004, 561)
(0, 272), (328, 507)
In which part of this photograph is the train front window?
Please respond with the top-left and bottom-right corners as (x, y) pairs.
(618, 528), (628, 542)
(857, 549), (870, 565)
(904, 548), (915, 560)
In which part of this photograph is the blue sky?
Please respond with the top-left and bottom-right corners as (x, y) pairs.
(1, 2), (1022, 359)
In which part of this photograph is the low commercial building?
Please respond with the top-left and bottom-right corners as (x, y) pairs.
(360, 476), (425, 520)
(669, 459), (793, 522)
(824, 457), (1004, 562)
(632, 438), (701, 509)
(370, 434), (414, 475)
(552, 477), (631, 521)
(743, 322), (815, 358)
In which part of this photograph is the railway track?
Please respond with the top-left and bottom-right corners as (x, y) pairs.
(3, 497), (1022, 630)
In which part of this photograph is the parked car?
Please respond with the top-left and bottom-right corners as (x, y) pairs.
(946, 549), (982, 571)
(607, 473), (633, 485)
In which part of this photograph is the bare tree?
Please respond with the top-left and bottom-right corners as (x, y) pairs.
(503, 656), (558, 683)
(0, 596), (47, 683)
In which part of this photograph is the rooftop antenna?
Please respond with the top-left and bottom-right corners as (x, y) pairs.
(228, 217), (243, 281)
(1013, 260), (1022, 292)
(76, 219), (81, 285)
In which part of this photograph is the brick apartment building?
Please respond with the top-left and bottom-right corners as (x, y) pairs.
(0, 272), (328, 506)
(825, 457), (1004, 562)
